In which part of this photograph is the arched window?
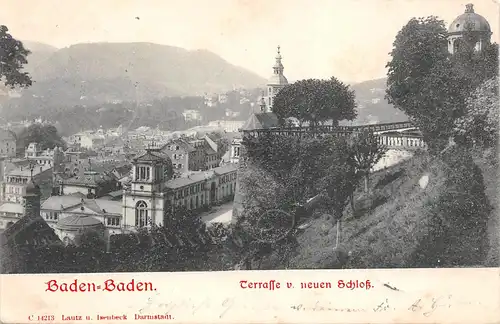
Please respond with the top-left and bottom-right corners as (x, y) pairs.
(135, 200), (148, 228)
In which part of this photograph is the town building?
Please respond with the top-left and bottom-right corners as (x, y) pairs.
(182, 110), (203, 123)
(56, 168), (121, 199)
(24, 143), (65, 168)
(1, 164), (53, 204)
(447, 3), (492, 54)
(0, 129), (16, 158)
(159, 138), (196, 174)
(41, 195), (119, 245)
(0, 176), (61, 273)
(159, 133), (229, 174)
(228, 137), (242, 164)
(122, 149), (238, 231)
(207, 120), (245, 133)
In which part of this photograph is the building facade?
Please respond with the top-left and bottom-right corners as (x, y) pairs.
(0, 129), (16, 158)
(41, 195), (120, 245)
(122, 149), (237, 231)
(25, 143), (65, 168)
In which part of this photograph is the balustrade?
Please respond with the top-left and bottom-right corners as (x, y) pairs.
(241, 122), (425, 150)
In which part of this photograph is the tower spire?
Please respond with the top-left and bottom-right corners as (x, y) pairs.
(273, 45), (284, 75)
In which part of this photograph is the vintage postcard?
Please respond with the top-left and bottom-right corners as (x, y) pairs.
(0, 0), (499, 323)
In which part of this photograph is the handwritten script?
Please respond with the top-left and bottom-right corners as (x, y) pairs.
(138, 294), (477, 319)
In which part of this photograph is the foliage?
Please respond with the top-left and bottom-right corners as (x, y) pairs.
(412, 147), (491, 267)
(386, 16), (449, 111)
(385, 17), (450, 149)
(2, 88), (263, 136)
(16, 123), (67, 153)
(348, 130), (387, 191)
(386, 16), (498, 152)
(273, 77), (357, 126)
(316, 137), (358, 222)
(454, 77), (499, 148)
(240, 133), (360, 261)
(452, 35), (499, 86)
(0, 25), (32, 88)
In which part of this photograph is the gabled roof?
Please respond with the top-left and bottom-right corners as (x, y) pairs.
(133, 149), (170, 163)
(160, 138), (196, 153)
(41, 195), (122, 215)
(213, 164), (238, 175)
(241, 112), (279, 131)
(0, 214), (61, 248)
(0, 202), (24, 214)
(165, 171), (215, 189)
(62, 170), (115, 186)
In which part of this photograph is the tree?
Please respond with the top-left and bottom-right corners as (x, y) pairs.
(386, 16), (449, 116)
(273, 77), (357, 127)
(316, 136), (358, 250)
(385, 16), (479, 151)
(348, 130), (387, 194)
(451, 28), (499, 87)
(16, 124), (67, 153)
(73, 229), (107, 272)
(0, 25), (32, 88)
(454, 76), (499, 148)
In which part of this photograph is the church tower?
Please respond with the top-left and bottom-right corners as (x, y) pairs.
(122, 149), (173, 230)
(23, 166), (41, 219)
(266, 45), (288, 112)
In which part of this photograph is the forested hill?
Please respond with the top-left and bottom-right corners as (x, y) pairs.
(350, 78), (409, 124)
(5, 41), (265, 107)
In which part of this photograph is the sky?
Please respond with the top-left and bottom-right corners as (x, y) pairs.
(0, 0), (498, 83)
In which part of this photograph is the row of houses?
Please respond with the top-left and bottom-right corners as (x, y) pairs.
(34, 149), (238, 245)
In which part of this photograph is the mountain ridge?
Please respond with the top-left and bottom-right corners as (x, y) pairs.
(16, 41), (266, 105)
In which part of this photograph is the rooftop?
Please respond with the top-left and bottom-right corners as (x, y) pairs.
(56, 215), (104, 231)
(165, 171), (215, 189)
(42, 195), (122, 214)
(0, 202), (24, 214)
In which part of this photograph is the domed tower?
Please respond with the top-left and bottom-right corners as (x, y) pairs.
(23, 167), (41, 219)
(266, 45), (289, 112)
(122, 148), (173, 229)
(447, 3), (492, 54)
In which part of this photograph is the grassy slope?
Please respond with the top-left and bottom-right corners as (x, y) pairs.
(472, 148), (499, 266)
(278, 148), (494, 269)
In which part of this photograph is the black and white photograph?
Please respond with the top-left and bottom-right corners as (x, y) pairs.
(0, 0), (498, 275)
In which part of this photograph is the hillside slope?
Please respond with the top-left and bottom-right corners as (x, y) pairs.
(16, 42), (265, 105)
(350, 78), (409, 124)
(262, 148), (493, 269)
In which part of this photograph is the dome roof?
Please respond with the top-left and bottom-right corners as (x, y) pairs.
(448, 4), (491, 34)
(56, 215), (104, 231)
(268, 74), (288, 85)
